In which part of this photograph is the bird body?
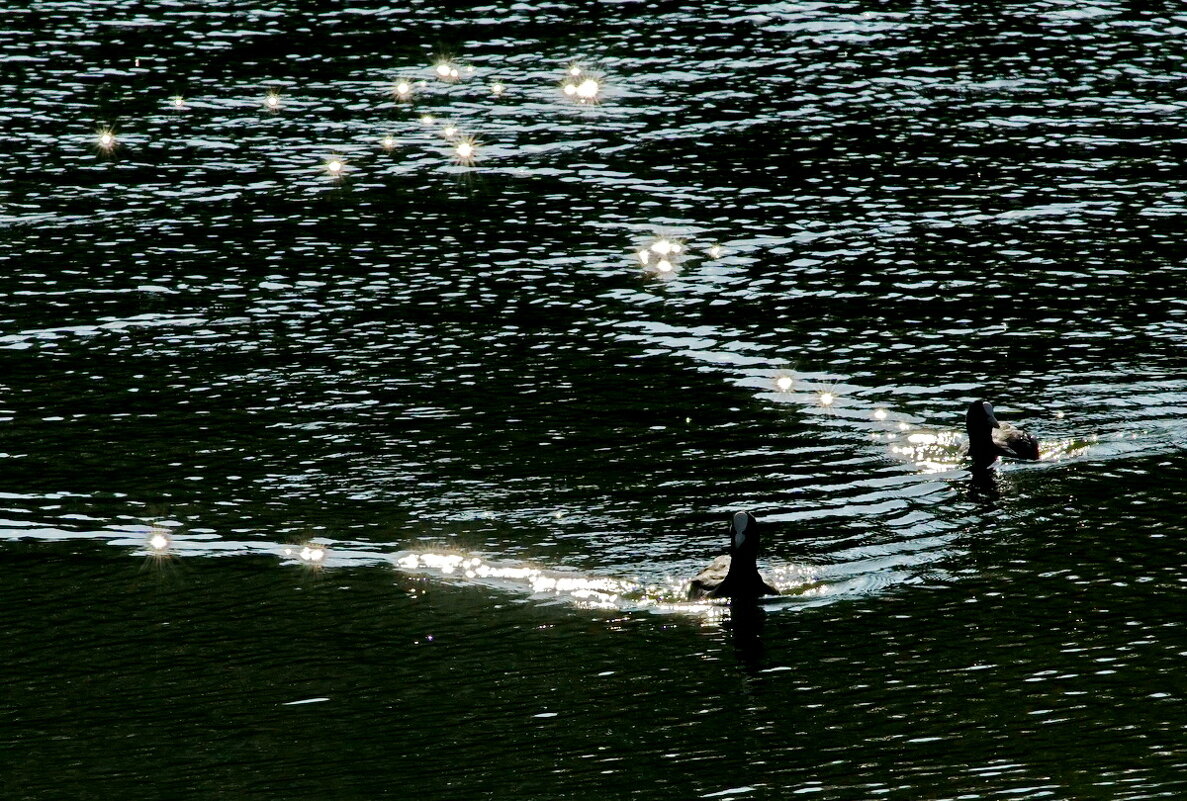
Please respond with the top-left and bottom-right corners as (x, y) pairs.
(966, 400), (1040, 469)
(688, 512), (779, 600)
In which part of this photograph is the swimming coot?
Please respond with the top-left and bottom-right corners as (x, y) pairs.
(966, 399), (1040, 469)
(688, 511), (779, 600)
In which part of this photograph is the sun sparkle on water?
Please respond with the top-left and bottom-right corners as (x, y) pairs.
(560, 62), (603, 104)
(638, 233), (690, 278)
(575, 77), (601, 101)
(392, 78), (414, 100)
(433, 58), (462, 82)
(286, 543), (328, 567)
(95, 127), (117, 152)
(453, 136), (478, 166)
(324, 156), (347, 179)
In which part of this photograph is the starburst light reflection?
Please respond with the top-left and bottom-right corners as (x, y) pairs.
(873, 408), (888, 421)
(144, 528), (173, 558)
(392, 78), (414, 100)
(324, 156), (347, 179)
(170, 95), (186, 110)
(490, 81), (506, 96)
(381, 134), (397, 152)
(453, 136), (478, 166)
(264, 91), (281, 111)
(775, 375), (794, 393)
(95, 127), (117, 153)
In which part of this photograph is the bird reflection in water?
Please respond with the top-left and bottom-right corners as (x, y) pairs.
(724, 599), (767, 673)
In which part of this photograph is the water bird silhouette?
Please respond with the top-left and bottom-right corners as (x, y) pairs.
(965, 400), (1040, 470)
(688, 511), (779, 600)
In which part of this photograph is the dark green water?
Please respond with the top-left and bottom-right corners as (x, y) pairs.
(3, 1), (1187, 798)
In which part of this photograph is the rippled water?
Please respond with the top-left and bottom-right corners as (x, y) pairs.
(4, 1), (1187, 798)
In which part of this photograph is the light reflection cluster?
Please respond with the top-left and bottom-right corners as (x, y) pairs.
(433, 57), (473, 83)
(126, 532), (826, 619)
(637, 235), (687, 279)
(559, 61), (603, 104)
(395, 551), (668, 610)
(92, 54), (615, 179)
(887, 429), (966, 474)
(757, 371), (1013, 473)
(633, 232), (730, 281)
(281, 543), (328, 568)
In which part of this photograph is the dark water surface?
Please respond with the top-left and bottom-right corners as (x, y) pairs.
(3, 1), (1187, 798)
